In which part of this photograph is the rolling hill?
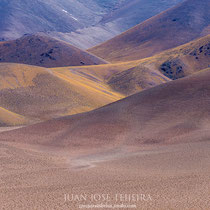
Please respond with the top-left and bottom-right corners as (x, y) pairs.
(63, 35), (209, 96)
(0, 34), (107, 68)
(1, 68), (210, 149)
(0, 0), (183, 49)
(100, 0), (183, 32)
(146, 35), (210, 80)
(0, 0), (110, 41)
(89, 0), (210, 62)
(1, 1), (210, 209)
(50, 0), (183, 49)
(1, 34), (206, 124)
(0, 107), (29, 126)
(52, 59), (171, 97)
(0, 63), (123, 123)
(107, 64), (171, 95)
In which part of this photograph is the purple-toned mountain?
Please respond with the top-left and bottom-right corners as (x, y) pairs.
(0, 0), (183, 49)
(89, 0), (210, 61)
(0, 34), (107, 67)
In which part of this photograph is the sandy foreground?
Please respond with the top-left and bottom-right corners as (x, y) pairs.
(0, 140), (209, 210)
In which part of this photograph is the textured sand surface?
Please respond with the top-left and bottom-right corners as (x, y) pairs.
(0, 141), (209, 210)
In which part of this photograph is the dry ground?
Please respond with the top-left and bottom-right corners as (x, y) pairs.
(0, 141), (209, 210)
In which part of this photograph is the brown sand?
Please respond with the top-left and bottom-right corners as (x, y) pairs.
(0, 141), (209, 210)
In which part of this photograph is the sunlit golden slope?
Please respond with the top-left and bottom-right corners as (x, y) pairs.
(0, 34), (108, 68)
(104, 35), (209, 95)
(107, 64), (171, 95)
(0, 63), (123, 124)
(138, 35), (210, 79)
(52, 59), (170, 96)
(51, 60), (142, 81)
(89, 0), (209, 62)
(55, 35), (209, 96)
(0, 35), (208, 125)
(1, 68), (210, 149)
(0, 107), (29, 126)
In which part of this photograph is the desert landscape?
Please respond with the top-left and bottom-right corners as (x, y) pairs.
(0, 0), (209, 209)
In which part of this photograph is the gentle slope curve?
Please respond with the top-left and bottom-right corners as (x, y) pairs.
(1, 68), (210, 149)
(89, 0), (210, 62)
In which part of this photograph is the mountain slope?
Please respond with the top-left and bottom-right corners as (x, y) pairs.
(53, 59), (170, 96)
(0, 0), (183, 49)
(107, 64), (171, 95)
(0, 34), (107, 67)
(52, 35), (209, 97)
(80, 35), (209, 96)
(0, 63), (123, 123)
(50, 0), (183, 49)
(0, 107), (29, 126)
(146, 35), (210, 80)
(1, 68), (210, 149)
(100, 0), (183, 32)
(89, 0), (210, 62)
(0, 0), (109, 41)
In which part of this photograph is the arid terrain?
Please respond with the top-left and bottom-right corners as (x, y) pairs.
(0, 69), (210, 209)
(0, 140), (209, 210)
(89, 0), (209, 62)
(0, 0), (209, 209)
(0, 0), (183, 49)
(0, 62), (123, 125)
(0, 34), (107, 67)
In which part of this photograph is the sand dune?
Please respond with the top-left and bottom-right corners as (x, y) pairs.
(0, 34), (107, 68)
(89, 0), (210, 62)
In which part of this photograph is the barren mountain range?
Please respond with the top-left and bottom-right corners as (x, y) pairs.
(0, 0), (183, 48)
(1, 68), (210, 147)
(89, 0), (210, 61)
(0, 34), (107, 67)
(0, 0), (210, 209)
